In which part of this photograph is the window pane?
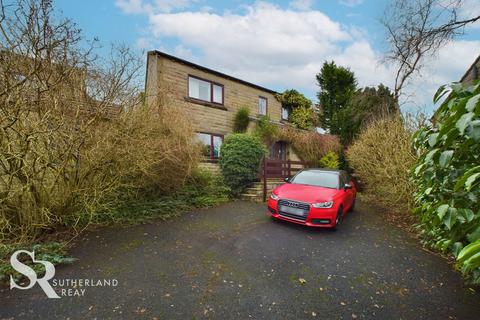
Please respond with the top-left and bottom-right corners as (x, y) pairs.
(282, 107), (289, 120)
(213, 136), (222, 158)
(213, 85), (223, 104)
(197, 133), (212, 157)
(189, 77), (211, 101)
(258, 97), (267, 115)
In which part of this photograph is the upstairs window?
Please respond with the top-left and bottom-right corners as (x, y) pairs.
(188, 76), (224, 105)
(258, 96), (267, 115)
(281, 106), (289, 120)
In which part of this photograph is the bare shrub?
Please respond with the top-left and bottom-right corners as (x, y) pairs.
(0, 0), (199, 242)
(346, 116), (417, 211)
(278, 127), (341, 166)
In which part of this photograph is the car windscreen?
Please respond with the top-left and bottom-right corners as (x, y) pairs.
(290, 171), (339, 189)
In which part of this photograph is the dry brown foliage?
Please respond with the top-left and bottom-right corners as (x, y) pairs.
(0, 0), (199, 242)
(346, 116), (417, 212)
(278, 127), (341, 166)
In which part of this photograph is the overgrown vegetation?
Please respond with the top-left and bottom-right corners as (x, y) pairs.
(276, 89), (315, 130)
(219, 134), (266, 195)
(290, 106), (316, 130)
(252, 115), (279, 144)
(347, 117), (417, 212)
(278, 127), (341, 167)
(411, 82), (480, 284)
(94, 168), (230, 225)
(233, 106), (250, 133)
(0, 0), (204, 245)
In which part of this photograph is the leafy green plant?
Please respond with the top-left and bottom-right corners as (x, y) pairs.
(276, 89), (312, 115)
(219, 134), (266, 195)
(233, 106), (250, 133)
(319, 151), (340, 169)
(0, 242), (76, 284)
(290, 106), (316, 130)
(411, 81), (480, 284)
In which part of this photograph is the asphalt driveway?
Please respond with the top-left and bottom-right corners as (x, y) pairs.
(1, 200), (479, 319)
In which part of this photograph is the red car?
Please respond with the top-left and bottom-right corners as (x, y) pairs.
(267, 169), (357, 228)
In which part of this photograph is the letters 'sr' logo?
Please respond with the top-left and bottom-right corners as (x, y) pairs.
(10, 250), (60, 299)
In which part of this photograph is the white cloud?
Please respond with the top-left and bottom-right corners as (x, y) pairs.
(115, 0), (197, 14)
(115, 0), (147, 14)
(339, 0), (363, 7)
(289, 0), (314, 11)
(147, 2), (353, 92)
(122, 1), (479, 114)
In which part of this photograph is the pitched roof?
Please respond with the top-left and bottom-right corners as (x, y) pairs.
(459, 54), (480, 83)
(149, 50), (278, 95)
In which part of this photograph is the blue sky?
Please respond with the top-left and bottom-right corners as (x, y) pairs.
(55, 0), (480, 114)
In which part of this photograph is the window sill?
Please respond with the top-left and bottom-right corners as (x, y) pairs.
(184, 97), (227, 110)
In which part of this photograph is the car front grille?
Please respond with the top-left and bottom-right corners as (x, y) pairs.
(277, 199), (310, 222)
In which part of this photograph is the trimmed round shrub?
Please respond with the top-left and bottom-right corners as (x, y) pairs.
(233, 106), (250, 133)
(219, 134), (266, 195)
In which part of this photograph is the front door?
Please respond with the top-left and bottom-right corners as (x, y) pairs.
(270, 141), (287, 160)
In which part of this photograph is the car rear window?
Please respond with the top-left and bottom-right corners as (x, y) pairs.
(290, 171), (339, 189)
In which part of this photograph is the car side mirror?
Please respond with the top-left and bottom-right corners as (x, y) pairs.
(284, 177), (290, 183)
(344, 183), (352, 190)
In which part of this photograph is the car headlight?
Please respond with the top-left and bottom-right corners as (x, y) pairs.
(270, 193), (279, 200)
(312, 201), (333, 208)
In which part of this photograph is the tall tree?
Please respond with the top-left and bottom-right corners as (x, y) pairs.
(382, 0), (480, 102)
(316, 61), (357, 134)
(339, 84), (399, 145)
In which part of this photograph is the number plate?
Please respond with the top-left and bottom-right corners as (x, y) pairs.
(279, 205), (305, 216)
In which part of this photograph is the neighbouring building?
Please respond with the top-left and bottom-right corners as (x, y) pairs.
(144, 50), (303, 168)
(460, 55), (480, 85)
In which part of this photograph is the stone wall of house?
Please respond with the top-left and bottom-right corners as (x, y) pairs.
(460, 56), (479, 85)
(145, 52), (283, 136)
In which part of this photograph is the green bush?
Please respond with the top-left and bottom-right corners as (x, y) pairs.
(233, 107), (250, 133)
(411, 81), (480, 284)
(290, 106), (316, 130)
(319, 151), (340, 169)
(219, 134), (266, 195)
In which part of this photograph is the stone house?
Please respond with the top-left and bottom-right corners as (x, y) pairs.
(144, 50), (302, 168)
(460, 55), (480, 85)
